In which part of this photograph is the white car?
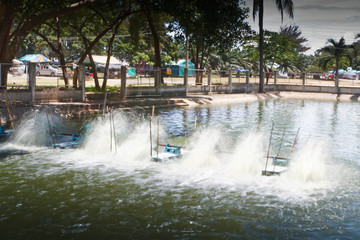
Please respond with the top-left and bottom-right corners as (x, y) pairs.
(277, 71), (288, 78)
(36, 64), (62, 77)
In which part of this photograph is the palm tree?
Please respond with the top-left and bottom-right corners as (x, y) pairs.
(350, 34), (360, 70)
(253, 0), (294, 93)
(349, 41), (360, 70)
(319, 37), (350, 93)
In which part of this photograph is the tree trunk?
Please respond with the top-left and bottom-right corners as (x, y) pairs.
(102, 23), (120, 91)
(59, 55), (69, 87)
(35, 25), (70, 87)
(72, 11), (131, 87)
(258, 0), (265, 93)
(194, 44), (201, 85)
(55, 18), (69, 87)
(143, 8), (163, 85)
(89, 53), (100, 90)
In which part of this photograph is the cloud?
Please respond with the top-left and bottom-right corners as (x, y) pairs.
(297, 4), (360, 12)
(296, 5), (342, 11)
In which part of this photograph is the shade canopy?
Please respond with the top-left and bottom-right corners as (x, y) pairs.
(169, 59), (195, 77)
(19, 54), (51, 63)
(82, 55), (122, 69)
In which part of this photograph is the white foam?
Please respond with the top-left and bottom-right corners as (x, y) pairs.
(10, 111), (53, 147)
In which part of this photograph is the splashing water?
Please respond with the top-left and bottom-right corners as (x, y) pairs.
(9, 111), (55, 147)
(179, 127), (223, 169)
(2, 100), (360, 239)
(81, 111), (130, 155)
(286, 138), (329, 183)
(226, 130), (266, 176)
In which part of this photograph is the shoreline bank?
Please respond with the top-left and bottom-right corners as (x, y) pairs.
(1, 92), (358, 123)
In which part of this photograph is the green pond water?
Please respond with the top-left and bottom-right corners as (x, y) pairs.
(1, 99), (360, 239)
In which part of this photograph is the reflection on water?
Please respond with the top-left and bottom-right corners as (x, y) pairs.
(0, 99), (360, 239)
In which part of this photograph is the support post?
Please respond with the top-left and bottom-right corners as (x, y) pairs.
(274, 71), (277, 91)
(208, 68), (212, 94)
(184, 67), (188, 96)
(246, 71), (250, 93)
(79, 64), (86, 102)
(228, 68), (233, 93)
(302, 72), (306, 90)
(120, 66), (127, 99)
(155, 68), (161, 95)
(28, 63), (36, 104)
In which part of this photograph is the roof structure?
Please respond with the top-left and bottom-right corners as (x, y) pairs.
(19, 54), (50, 63)
(82, 55), (123, 68)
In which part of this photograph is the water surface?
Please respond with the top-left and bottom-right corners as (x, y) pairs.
(1, 99), (360, 239)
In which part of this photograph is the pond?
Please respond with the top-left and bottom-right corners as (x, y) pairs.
(1, 99), (360, 239)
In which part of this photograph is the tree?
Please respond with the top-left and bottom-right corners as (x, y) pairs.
(349, 38), (360, 70)
(242, 28), (309, 79)
(102, 22), (121, 90)
(34, 17), (72, 87)
(0, 0), (98, 88)
(129, 1), (170, 85)
(168, 0), (251, 84)
(207, 50), (239, 75)
(319, 37), (351, 93)
(68, 1), (134, 89)
(280, 25), (310, 53)
(253, 0), (294, 93)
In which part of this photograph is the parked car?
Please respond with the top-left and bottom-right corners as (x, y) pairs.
(312, 73), (327, 80)
(338, 70), (359, 80)
(220, 68), (248, 77)
(277, 71), (288, 78)
(36, 64), (62, 77)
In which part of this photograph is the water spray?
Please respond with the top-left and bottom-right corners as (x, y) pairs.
(264, 123), (274, 175)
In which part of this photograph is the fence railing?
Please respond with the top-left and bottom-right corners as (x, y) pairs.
(2, 63), (360, 91)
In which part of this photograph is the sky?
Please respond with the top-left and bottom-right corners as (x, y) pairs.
(245, 0), (360, 55)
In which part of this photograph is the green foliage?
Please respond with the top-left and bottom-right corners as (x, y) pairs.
(167, 0), (251, 69)
(318, 37), (351, 71)
(305, 65), (324, 73)
(242, 29), (308, 73)
(129, 13), (144, 50)
(349, 41), (360, 69)
(280, 25), (310, 52)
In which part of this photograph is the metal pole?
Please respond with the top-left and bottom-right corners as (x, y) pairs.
(264, 123), (274, 175)
(291, 128), (300, 153)
(103, 93), (107, 115)
(184, 116), (187, 147)
(112, 111), (117, 154)
(157, 117), (159, 158)
(150, 105), (155, 157)
(110, 110), (113, 152)
(149, 117), (152, 157)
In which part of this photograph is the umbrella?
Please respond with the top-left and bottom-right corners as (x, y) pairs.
(19, 54), (51, 63)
